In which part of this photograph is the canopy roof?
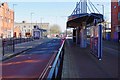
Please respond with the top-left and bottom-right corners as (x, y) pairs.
(67, 13), (104, 28)
(33, 25), (47, 32)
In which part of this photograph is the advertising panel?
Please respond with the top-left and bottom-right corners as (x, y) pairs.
(90, 24), (102, 60)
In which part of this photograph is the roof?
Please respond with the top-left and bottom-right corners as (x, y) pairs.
(33, 25), (47, 32)
(67, 13), (104, 28)
(38, 28), (47, 32)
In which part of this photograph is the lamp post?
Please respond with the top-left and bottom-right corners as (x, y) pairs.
(12, 4), (17, 52)
(40, 17), (44, 28)
(97, 4), (105, 40)
(31, 12), (34, 38)
(60, 16), (68, 37)
(12, 4), (17, 38)
(40, 17), (44, 38)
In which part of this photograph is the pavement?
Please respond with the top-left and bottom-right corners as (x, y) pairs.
(1, 38), (52, 61)
(1, 39), (63, 80)
(102, 39), (120, 51)
(62, 39), (119, 79)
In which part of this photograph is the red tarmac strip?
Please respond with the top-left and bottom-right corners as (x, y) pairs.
(1, 53), (56, 80)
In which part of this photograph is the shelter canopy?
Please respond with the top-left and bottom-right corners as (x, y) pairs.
(67, 13), (104, 28)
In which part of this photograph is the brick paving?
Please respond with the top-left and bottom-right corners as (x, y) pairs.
(62, 39), (119, 78)
(102, 40), (119, 51)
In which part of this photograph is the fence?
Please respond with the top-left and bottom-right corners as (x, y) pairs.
(38, 40), (65, 80)
(2, 38), (34, 56)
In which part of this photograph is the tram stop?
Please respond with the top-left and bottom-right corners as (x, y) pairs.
(67, 13), (104, 60)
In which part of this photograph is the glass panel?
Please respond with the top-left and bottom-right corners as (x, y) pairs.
(118, 12), (120, 20)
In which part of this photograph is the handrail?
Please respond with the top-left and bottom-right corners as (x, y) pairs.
(38, 40), (65, 80)
(38, 52), (56, 79)
(47, 40), (65, 78)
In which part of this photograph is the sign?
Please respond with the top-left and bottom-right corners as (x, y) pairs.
(90, 24), (102, 60)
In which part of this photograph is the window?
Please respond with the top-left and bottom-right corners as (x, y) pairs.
(119, 0), (120, 6)
(28, 29), (30, 32)
(8, 19), (10, 23)
(118, 12), (120, 20)
(0, 16), (2, 20)
(24, 26), (26, 28)
(114, 6), (116, 8)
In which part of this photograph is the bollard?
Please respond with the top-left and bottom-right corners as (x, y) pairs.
(0, 39), (3, 60)
(13, 38), (15, 52)
(2, 39), (5, 56)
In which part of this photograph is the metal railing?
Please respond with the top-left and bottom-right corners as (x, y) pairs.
(2, 38), (34, 56)
(38, 40), (65, 80)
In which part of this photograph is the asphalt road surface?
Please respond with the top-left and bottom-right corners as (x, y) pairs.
(1, 39), (63, 80)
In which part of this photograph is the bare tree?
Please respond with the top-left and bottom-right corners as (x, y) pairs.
(50, 24), (61, 34)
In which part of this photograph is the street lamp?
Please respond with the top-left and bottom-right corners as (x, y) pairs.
(40, 17), (44, 29)
(60, 16), (68, 37)
(97, 4), (106, 40)
(12, 4), (17, 52)
(31, 12), (34, 27)
(97, 4), (104, 18)
(12, 4), (17, 38)
(31, 12), (34, 37)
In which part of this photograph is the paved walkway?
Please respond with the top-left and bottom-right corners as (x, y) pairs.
(1, 38), (51, 61)
(103, 40), (120, 51)
(62, 39), (119, 78)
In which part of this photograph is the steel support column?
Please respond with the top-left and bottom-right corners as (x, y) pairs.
(73, 29), (76, 43)
(76, 27), (80, 44)
(80, 22), (87, 48)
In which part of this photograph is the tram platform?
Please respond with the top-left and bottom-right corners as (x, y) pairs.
(62, 39), (119, 79)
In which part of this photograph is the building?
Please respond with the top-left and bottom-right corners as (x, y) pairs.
(0, 2), (14, 38)
(103, 21), (111, 40)
(33, 25), (47, 39)
(14, 21), (49, 38)
(111, 0), (120, 42)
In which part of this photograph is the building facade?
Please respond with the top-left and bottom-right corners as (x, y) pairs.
(14, 21), (49, 38)
(0, 2), (14, 38)
(33, 25), (47, 39)
(111, 0), (120, 42)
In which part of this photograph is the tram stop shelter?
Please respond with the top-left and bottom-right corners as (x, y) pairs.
(67, 13), (104, 60)
(33, 25), (47, 39)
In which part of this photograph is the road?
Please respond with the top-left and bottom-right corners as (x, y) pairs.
(1, 39), (63, 80)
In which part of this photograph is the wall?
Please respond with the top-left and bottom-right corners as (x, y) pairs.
(111, 0), (119, 41)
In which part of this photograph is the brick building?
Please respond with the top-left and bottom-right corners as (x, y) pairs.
(111, 0), (120, 42)
(0, 2), (14, 38)
(14, 21), (49, 38)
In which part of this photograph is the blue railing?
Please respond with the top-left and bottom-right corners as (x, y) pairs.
(38, 40), (65, 80)
(2, 38), (34, 56)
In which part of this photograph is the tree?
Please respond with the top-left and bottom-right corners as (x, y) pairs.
(50, 24), (61, 34)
